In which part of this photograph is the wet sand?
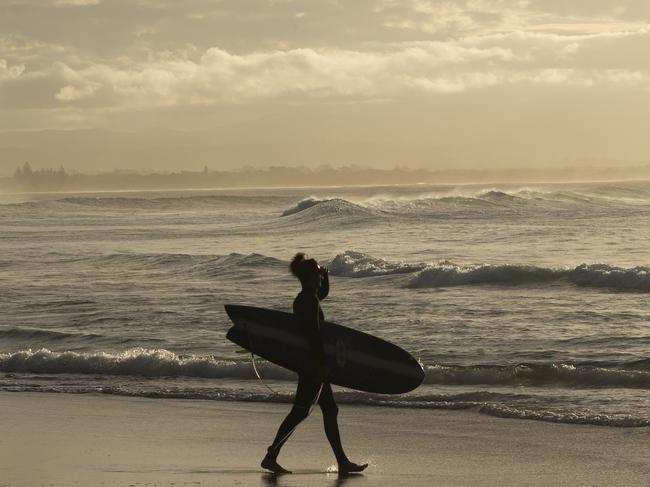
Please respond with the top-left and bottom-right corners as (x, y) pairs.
(1, 391), (648, 486)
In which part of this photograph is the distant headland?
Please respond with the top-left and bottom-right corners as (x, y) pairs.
(2, 162), (650, 193)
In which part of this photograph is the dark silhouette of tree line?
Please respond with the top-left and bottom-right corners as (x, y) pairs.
(3, 161), (650, 192)
(5, 163), (440, 191)
(12, 162), (70, 190)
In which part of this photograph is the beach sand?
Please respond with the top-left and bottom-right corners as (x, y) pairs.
(1, 391), (648, 486)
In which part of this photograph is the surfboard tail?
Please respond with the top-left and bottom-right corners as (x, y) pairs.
(226, 325), (250, 350)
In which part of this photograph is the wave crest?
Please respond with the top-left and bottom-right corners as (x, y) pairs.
(328, 251), (426, 277)
(409, 263), (562, 287)
(410, 262), (650, 291)
(328, 252), (650, 292)
(280, 198), (379, 220)
(281, 197), (331, 216)
(0, 348), (296, 380)
(570, 264), (650, 291)
(3, 348), (649, 390)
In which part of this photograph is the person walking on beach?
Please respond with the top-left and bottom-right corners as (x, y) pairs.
(261, 253), (368, 475)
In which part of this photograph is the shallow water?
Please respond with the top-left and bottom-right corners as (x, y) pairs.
(2, 181), (650, 427)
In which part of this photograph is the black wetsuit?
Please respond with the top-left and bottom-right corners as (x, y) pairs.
(266, 272), (348, 464)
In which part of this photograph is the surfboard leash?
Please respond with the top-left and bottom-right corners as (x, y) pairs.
(242, 320), (324, 449)
(238, 317), (279, 395)
(248, 340), (324, 412)
(250, 351), (281, 396)
(243, 321), (323, 409)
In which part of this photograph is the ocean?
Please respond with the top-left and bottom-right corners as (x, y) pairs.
(1, 181), (649, 427)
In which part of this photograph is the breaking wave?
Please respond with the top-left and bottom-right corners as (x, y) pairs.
(3, 348), (649, 389)
(3, 368), (649, 428)
(411, 262), (650, 291)
(3, 349), (650, 427)
(281, 197), (331, 216)
(0, 348), (296, 381)
(280, 198), (380, 220)
(5, 185), (650, 217)
(328, 250), (426, 277)
(328, 251), (650, 292)
(279, 188), (650, 219)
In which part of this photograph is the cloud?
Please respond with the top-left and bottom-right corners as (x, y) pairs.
(2, 0), (650, 133)
(15, 43), (520, 108)
(52, 0), (101, 6)
(0, 59), (25, 80)
(380, 0), (650, 36)
(55, 83), (100, 101)
(0, 22), (634, 111)
(0, 35), (69, 70)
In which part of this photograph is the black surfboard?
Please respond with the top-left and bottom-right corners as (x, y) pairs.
(225, 304), (424, 394)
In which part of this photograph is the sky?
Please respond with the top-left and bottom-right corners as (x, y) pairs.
(0, 0), (649, 173)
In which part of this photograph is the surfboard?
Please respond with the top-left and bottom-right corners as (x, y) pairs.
(225, 304), (424, 394)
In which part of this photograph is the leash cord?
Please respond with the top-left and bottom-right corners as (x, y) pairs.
(250, 351), (280, 396)
(244, 321), (323, 412)
(249, 344), (324, 452)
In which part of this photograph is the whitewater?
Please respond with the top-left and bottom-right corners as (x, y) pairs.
(1, 181), (650, 427)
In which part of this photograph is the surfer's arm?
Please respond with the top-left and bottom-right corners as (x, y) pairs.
(303, 296), (326, 365)
(317, 268), (329, 300)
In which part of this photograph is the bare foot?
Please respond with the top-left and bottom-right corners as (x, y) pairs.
(338, 461), (368, 475)
(261, 455), (292, 474)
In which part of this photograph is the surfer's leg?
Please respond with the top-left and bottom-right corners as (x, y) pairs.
(318, 384), (347, 463)
(262, 376), (318, 472)
(267, 404), (310, 453)
(319, 384), (368, 474)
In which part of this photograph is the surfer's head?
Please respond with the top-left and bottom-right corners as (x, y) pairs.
(290, 252), (321, 289)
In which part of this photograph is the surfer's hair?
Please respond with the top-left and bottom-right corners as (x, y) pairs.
(290, 252), (318, 283)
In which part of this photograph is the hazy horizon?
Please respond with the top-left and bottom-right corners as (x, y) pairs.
(1, 1), (649, 175)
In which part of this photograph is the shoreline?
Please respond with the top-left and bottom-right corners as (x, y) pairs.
(1, 391), (649, 486)
(2, 383), (649, 429)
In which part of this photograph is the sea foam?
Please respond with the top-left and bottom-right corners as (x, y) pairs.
(3, 348), (649, 389)
(328, 250), (426, 277)
(328, 251), (650, 292)
(0, 348), (296, 380)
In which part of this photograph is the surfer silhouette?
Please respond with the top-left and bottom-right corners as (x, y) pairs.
(261, 253), (368, 475)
